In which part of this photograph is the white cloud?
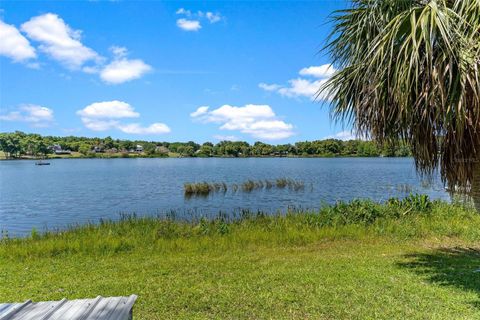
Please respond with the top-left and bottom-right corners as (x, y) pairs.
(22, 105), (54, 122)
(117, 123), (171, 134)
(191, 104), (294, 140)
(213, 135), (239, 141)
(258, 83), (282, 92)
(0, 111), (23, 122)
(176, 19), (201, 31)
(21, 13), (100, 69)
(277, 78), (328, 99)
(241, 120), (294, 140)
(100, 58), (152, 84)
(190, 106), (209, 117)
(0, 104), (54, 127)
(0, 20), (36, 62)
(81, 118), (119, 131)
(77, 100), (140, 118)
(176, 9), (222, 30)
(299, 64), (336, 78)
(2, 14), (150, 85)
(207, 104), (275, 125)
(176, 8), (191, 16)
(259, 64), (336, 101)
(205, 12), (221, 23)
(75, 46), (151, 84)
(77, 100), (170, 135)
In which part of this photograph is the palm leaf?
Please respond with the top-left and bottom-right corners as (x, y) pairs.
(322, 0), (480, 192)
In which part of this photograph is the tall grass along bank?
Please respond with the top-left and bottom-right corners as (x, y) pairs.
(1, 196), (480, 319)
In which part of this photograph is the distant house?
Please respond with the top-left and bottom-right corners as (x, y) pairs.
(48, 144), (62, 152)
(48, 144), (71, 155)
(93, 145), (104, 153)
(55, 149), (71, 155)
(135, 145), (143, 152)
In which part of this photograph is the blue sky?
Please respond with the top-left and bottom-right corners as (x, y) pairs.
(0, 1), (352, 143)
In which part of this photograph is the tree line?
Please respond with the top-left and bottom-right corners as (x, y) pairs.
(0, 131), (411, 158)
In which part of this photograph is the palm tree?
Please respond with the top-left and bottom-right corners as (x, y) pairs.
(322, 0), (480, 204)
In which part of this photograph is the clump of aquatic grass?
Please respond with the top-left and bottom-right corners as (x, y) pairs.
(239, 177), (304, 192)
(184, 182), (214, 197)
(184, 182), (228, 197)
(185, 178), (306, 197)
(241, 180), (267, 192)
(276, 178), (288, 188)
(276, 178), (305, 190)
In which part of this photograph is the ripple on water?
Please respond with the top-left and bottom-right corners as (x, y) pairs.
(0, 157), (449, 236)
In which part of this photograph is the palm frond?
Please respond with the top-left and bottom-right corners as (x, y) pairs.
(322, 0), (480, 191)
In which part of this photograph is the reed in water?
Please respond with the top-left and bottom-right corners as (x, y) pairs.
(184, 178), (305, 196)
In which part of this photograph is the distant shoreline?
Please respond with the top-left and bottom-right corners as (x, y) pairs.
(0, 132), (412, 160)
(0, 154), (405, 161)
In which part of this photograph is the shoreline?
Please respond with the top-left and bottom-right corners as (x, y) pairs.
(0, 195), (454, 239)
(2, 199), (479, 318)
(0, 154), (405, 161)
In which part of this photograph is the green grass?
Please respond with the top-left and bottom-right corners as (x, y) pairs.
(1, 198), (480, 319)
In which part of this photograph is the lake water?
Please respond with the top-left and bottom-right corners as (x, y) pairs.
(0, 157), (449, 236)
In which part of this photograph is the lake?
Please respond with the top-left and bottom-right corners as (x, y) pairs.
(0, 157), (449, 236)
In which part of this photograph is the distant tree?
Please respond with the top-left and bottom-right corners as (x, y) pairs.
(0, 133), (21, 158)
(103, 136), (114, 149)
(120, 141), (134, 151)
(252, 142), (272, 156)
(343, 140), (360, 156)
(0, 131), (413, 159)
(143, 143), (156, 155)
(198, 143), (214, 157)
(78, 143), (92, 155)
(295, 141), (314, 155)
(177, 145), (195, 157)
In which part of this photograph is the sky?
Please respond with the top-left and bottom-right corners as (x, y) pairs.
(0, 0), (353, 144)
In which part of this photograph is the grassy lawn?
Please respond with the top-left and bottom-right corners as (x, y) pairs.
(1, 199), (480, 319)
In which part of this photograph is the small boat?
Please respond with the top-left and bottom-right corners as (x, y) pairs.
(35, 160), (50, 166)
